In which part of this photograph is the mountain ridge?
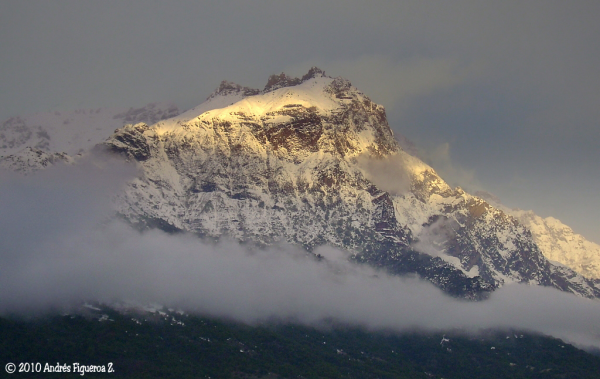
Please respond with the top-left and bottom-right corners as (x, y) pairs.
(2, 68), (599, 300)
(475, 191), (600, 280)
(99, 68), (600, 299)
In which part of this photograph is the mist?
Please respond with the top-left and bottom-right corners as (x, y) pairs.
(355, 153), (411, 195)
(1, 158), (600, 349)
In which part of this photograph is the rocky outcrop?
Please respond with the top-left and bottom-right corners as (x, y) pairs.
(0, 147), (73, 173)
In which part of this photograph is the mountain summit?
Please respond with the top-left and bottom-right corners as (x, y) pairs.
(99, 68), (600, 300)
(2, 68), (598, 299)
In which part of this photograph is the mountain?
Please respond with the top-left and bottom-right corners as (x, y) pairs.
(4, 67), (600, 378)
(2, 68), (599, 299)
(90, 67), (598, 300)
(475, 191), (600, 281)
(0, 102), (179, 172)
(514, 212), (600, 279)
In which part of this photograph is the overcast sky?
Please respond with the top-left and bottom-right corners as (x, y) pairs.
(1, 1), (598, 242)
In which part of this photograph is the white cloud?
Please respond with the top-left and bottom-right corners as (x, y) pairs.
(355, 152), (411, 195)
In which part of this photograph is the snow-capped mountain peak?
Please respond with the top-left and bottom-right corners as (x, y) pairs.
(98, 68), (600, 299)
(4, 67), (600, 300)
(150, 70), (397, 161)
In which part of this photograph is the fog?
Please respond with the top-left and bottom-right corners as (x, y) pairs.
(1, 159), (600, 349)
(355, 153), (411, 195)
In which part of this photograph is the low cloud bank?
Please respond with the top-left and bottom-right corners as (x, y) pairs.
(1, 158), (600, 349)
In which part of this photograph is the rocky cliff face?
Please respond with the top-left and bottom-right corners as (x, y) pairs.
(103, 68), (600, 300)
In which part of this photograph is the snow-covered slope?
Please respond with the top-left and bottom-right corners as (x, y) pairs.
(0, 102), (179, 172)
(0, 147), (73, 173)
(473, 192), (600, 280)
(108, 69), (403, 246)
(511, 210), (600, 279)
(102, 68), (600, 299)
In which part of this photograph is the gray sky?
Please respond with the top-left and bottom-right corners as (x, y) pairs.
(1, 1), (599, 242)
